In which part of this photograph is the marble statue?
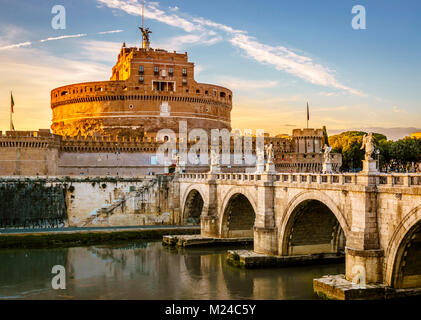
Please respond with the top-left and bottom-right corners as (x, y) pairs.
(361, 132), (375, 161)
(265, 143), (274, 163)
(323, 144), (332, 164)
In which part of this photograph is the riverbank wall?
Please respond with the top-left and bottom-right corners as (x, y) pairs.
(0, 175), (177, 229)
(0, 226), (200, 249)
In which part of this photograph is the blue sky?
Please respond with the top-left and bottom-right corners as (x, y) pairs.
(0, 0), (420, 139)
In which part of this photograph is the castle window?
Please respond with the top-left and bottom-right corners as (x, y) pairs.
(205, 90), (209, 95)
(196, 89), (200, 94)
(139, 76), (144, 83)
(169, 67), (173, 75)
(139, 65), (144, 74)
(154, 66), (159, 75)
(182, 78), (187, 85)
(220, 92), (226, 98)
(129, 104), (134, 109)
(182, 68), (187, 76)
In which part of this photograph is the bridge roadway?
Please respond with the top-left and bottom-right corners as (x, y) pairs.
(172, 169), (421, 298)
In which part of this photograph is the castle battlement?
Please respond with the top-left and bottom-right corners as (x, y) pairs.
(292, 128), (324, 138)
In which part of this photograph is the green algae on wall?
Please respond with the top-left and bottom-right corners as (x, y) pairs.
(0, 182), (67, 228)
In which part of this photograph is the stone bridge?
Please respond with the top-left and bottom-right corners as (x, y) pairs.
(171, 170), (421, 290)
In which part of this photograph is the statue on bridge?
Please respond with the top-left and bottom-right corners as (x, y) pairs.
(265, 143), (274, 164)
(361, 132), (376, 161)
(209, 147), (221, 173)
(361, 132), (379, 173)
(173, 152), (185, 173)
(322, 144), (333, 174)
(323, 144), (332, 164)
(264, 143), (276, 174)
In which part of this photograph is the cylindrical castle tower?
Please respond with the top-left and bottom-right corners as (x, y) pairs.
(51, 42), (232, 138)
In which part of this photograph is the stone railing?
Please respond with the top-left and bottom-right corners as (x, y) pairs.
(178, 172), (421, 187)
(377, 173), (421, 187)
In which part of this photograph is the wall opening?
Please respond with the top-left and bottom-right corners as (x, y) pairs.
(153, 81), (175, 92)
(183, 190), (204, 225)
(283, 200), (345, 255)
(222, 193), (255, 238)
(392, 221), (421, 289)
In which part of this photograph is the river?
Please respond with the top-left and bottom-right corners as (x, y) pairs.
(0, 241), (344, 299)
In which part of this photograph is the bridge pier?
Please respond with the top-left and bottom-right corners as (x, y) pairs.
(254, 227), (278, 255)
(169, 175), (182, 225)
(200, 176), (219, 237)
(343, 173), (383, 284)
(345, 247), (384, 284)
(254, 173), (278, 254)
(200, 215), (219, 237)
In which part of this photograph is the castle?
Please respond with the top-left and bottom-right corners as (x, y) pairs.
(0, 29), (341, 176)
(51, 44), (232, 138)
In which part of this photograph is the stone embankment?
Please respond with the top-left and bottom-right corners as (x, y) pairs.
(0, 226), (200, 249)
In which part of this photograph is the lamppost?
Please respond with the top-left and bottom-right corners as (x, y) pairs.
(375, 149), (380, 172)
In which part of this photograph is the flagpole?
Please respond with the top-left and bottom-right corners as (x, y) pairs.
(10, 91), (13, 131)
(10, 91), (15, 131)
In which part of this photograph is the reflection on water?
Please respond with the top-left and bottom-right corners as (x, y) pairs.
(0, 241), (344, 300)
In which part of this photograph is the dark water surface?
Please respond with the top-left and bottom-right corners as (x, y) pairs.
(0, 241), (344, 299)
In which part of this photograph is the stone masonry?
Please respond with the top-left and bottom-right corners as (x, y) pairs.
(175, 170), (421, 289)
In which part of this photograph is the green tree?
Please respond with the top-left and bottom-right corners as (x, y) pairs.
(329, 131), (386, 171)
(387, 138), (421, 171)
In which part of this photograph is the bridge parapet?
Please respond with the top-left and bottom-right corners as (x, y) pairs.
(178, 172), (421, 188)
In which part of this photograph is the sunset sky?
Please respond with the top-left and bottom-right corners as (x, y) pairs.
(0, 0), (420, 139)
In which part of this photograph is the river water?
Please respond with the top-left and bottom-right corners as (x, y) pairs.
(0, 241), (344, 300)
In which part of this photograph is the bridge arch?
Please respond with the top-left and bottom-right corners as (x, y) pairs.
(219, 188), (257, 238)
(279, 190), (350, 256)
(181, 185), (206, 224)
(385, 204), (421, 288)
